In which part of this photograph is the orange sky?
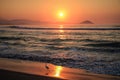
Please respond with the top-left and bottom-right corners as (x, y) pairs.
(0, 0), (120, 24)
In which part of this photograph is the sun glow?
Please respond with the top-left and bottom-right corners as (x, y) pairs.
(57, 10), (66, 21)
(59, 12), (64, 17)
(58, 11), (64, 18)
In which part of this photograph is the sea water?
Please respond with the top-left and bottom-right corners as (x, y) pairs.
(0, 24), (120, 75)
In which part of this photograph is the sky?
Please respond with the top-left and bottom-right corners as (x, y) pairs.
(0, 0), (120, 24)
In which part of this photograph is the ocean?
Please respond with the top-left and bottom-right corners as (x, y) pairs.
(0, 24), (120, 75)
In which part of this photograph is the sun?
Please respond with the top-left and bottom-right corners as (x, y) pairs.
(59, 12), (64, 17)
(57, 11), (66, 20)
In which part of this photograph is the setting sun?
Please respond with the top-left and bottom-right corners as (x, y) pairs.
(57, 11), (66, 22)
(59, 12), (64, 17)
(59, 12), (64, 18)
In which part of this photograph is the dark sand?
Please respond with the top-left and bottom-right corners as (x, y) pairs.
(0, 58), (120, 80)
(0, 69), (66, 80)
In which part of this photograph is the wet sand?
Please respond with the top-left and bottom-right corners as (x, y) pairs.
(0, 58), (120, 80)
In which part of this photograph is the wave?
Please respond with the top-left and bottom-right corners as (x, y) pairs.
(45, 46), (120, 53)
(0, 36), (113, 43)
(8, 26), (120, 30)
(0, 25), (120, 75)
(0, 36), (119, 52)
(0, 36), (22, 40)
(39, 38), (117, 43)
(84, 42), (120, 48)
(0, 52), (120, 75)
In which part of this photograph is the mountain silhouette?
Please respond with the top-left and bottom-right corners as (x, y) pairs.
(80, 20), (94, 24)
(0, 19), (40, 25)
(0, 19), (94, 25)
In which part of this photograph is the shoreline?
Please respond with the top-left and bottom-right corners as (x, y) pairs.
(0, 58), (120, 80)
(3, 25), (120, 30)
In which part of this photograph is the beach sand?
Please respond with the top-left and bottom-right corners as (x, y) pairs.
(0, 58), (119, 80)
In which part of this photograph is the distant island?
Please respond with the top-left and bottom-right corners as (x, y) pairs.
(0, 19), (41, 25)
(0, 18), (94, 25)
(80, 20), (94, 24)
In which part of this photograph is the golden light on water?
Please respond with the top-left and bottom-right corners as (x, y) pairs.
(54, 66), (62, 77)
(59, 30), (66, 39)
(59, 25), (64, 32)
(59, 30), (64, 33)
(58, 25), (66, 39)
(59, 25), (63, 28)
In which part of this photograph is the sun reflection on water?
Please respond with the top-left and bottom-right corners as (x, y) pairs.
(59, 29), (64, 33)
(59, 29), (66, 39)
(58, 25), (66, 39)
(59, 25), (63, 29)
(54, 66), (62, 77)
